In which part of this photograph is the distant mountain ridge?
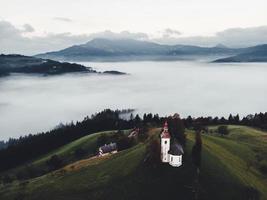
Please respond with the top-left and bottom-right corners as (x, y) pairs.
(36, 38), (241, 61)
(213, 44), (267, 62)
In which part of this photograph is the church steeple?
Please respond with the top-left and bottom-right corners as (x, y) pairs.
(160, 121), (171, 163)
(161, 121), (171, 138)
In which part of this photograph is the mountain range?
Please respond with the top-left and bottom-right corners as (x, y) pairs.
(36, 38), (267, 62)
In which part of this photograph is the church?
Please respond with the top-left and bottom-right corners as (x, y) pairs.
(160, 121), (184, 167)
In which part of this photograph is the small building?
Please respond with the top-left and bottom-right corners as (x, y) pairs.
(168, 142), (184, 167)
(160, 121), (184, 167)
(98, 142), (118, 156)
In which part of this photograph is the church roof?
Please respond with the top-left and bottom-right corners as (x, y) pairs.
(169, 142), (184, 155)
(161, 121), (171, 138)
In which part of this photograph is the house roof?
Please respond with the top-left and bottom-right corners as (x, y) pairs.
(169, 142), (184, 156)
(99, 143), (117, 153)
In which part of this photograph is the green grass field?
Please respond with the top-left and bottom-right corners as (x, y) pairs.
(190, 125), (267, 199)
(0, 125), (266, 200)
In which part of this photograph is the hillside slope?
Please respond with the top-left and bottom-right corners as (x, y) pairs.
(0, 126), (266, 200)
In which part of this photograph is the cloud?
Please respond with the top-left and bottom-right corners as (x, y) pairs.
(53, 17), (73, 22)
(0, 21), (21, 38)
(89, 30), (149, 40)
(214, 26), (267, 47)
(0, 20), (90, 55)
(151, 28), (182, 44)
(163, 28), (182, 37)
(154, 26), (267, 47)
(1, 20), (267, 55)
(0, 21), (150, 55)
(23, 24), (35, 33)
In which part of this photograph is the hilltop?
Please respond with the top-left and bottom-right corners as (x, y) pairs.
(0, 125), (267, 200)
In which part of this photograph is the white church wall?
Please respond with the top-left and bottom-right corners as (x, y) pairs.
(161, 138), (170, 162)
(169, 154), (182, 167)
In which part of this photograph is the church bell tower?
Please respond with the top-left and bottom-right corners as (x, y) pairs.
(161, 121), (171, 162)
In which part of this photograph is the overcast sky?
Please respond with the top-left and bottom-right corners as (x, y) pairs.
(1, 0), (267, 54)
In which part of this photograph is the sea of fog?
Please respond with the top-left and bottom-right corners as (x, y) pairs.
(0, 61), (267, 140)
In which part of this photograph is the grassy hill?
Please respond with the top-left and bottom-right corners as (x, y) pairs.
(189, 125), (267, 199)
(0, 130), (128, 181)
(0, 126), (267, 200)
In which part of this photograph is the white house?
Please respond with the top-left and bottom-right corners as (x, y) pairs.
(98, 142), (118, 156)
(160, 121), (184, 167)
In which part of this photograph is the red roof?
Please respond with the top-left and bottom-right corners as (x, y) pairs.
(164, 121), (168, 129)
(161, 121), (171, 138)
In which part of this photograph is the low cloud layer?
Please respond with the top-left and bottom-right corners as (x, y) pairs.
(53, 17), (73, 22)
(1, 20), (267, 55)
(89, 30), (149, 41)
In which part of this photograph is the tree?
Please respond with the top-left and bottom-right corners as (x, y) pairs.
(228, 114), (234, 124)
(218, 125), (229, 136)
(168, 114), (186, 146)
(145, 139), (161, 167)
(192, 130), (202, 169)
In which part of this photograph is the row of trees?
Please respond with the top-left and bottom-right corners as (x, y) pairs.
(183, 113), (267, 130)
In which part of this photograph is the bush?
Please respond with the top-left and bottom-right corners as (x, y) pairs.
(218, 126), (229, 136)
